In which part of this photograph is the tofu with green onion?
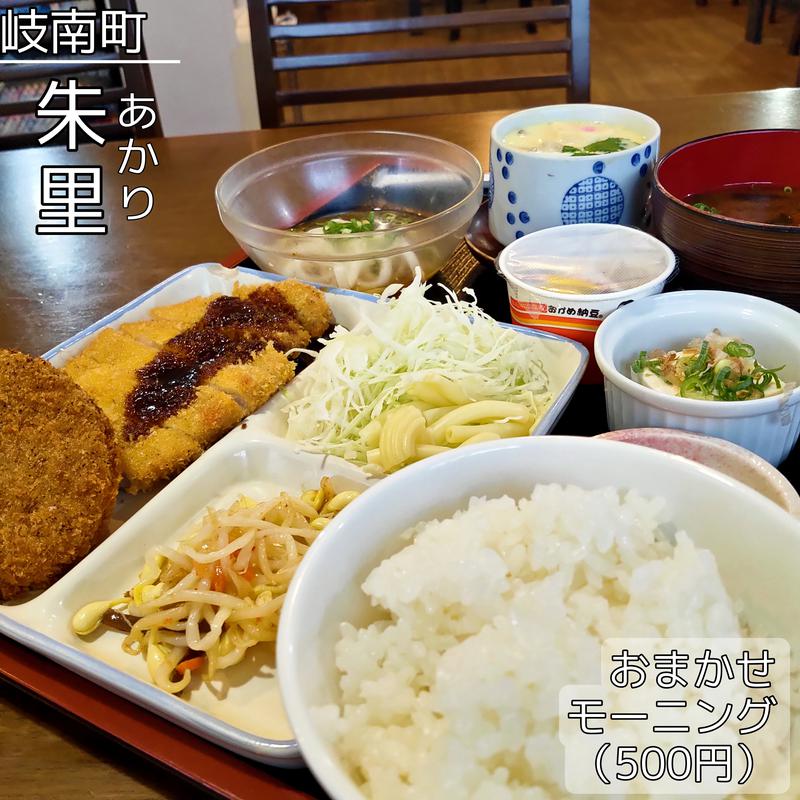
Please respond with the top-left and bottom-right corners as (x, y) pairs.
(630, 330), (785, 401)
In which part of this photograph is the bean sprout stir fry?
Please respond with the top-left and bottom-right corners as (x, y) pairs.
(72, 479), (359, 694)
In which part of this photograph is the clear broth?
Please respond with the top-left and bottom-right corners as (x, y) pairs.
(686, 184), (800, 227)
(291, 208), (426, 234)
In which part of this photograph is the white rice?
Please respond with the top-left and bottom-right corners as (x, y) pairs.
(315, 484), (746, 799)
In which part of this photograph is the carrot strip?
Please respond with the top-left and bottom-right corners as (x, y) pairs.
(211, 563), (226, 593)
(175, 655), (205, 675)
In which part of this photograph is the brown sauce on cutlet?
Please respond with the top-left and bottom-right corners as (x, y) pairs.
(123, 286), (299, 441)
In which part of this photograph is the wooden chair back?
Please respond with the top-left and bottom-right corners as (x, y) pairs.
(0, 0), (161, 149)
(247, 0), (590, 128)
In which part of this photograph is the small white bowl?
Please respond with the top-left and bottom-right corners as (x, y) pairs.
(277, 437), (800, 799)
(594, 290), (800, 465)
(596, 428), (800, 515)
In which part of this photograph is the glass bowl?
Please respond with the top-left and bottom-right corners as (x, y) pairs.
(215, 131), (483, 292)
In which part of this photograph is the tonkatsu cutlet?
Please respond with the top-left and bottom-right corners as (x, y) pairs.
(234, 279), (332, 339)
(65, 279), (333, 493)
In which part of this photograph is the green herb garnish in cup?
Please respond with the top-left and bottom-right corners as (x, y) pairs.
(561, 137), (635, 157)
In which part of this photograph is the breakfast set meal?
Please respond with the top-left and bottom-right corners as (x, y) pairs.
(2, 103), (800, 798)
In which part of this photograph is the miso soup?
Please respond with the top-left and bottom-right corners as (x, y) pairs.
(686, 184), (800, 227)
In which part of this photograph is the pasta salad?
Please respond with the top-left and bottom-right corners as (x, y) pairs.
(283, 276), (552, 473)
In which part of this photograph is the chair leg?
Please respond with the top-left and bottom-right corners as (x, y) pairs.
(446, 0), (462, 41)
(520, 0), (537, 34)
(409, 0), (423, 36)
(768, 0), (778, 23)
(791, 11), (800, 55)
(745, 0), (767, 44)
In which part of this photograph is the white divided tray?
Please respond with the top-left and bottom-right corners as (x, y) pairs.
(0, 263), (587, 766)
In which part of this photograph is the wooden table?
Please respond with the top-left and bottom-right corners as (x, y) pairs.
(2, 88), (799, 799)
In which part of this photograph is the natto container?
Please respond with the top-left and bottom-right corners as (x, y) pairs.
(496, 223), (676, 382)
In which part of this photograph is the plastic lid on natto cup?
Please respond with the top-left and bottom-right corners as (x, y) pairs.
(498, 223), (676, 300)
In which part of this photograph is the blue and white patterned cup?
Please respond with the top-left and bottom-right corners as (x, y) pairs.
(489, 105), (661, 245)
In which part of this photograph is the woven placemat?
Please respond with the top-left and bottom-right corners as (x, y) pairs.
(437, 239), (485, 293)
(430, 239), (510, 323)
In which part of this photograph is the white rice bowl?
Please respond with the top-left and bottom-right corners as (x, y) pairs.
(314, 484), (747, 799)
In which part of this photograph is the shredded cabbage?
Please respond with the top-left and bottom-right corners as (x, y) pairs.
(283, 276), (552, 465)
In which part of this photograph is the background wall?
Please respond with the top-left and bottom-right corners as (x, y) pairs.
(138, 0), (260, 137)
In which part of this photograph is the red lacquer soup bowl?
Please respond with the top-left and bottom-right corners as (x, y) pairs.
(652, 129), (800, 309)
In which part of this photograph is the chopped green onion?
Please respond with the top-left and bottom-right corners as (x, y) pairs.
(754, 362), (784, 391)
(692, 202), (719, 215)
(631, 351), (649, 374)
(714, 365), (732, 394)
(723, 341), (755, 358)
(634, 337), (786, 402)
(685, 340), (710, 377)
(632, 350), (664, 376)
(713, 357), (732, 374)
(680, 373), (709, 398)
(322, 210), (376, 235)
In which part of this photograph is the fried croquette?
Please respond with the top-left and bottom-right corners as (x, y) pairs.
(65, 279), (332, 494)
(0, 350), (121, 601)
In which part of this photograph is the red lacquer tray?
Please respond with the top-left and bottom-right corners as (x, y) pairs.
(0, 637), (323, 799)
